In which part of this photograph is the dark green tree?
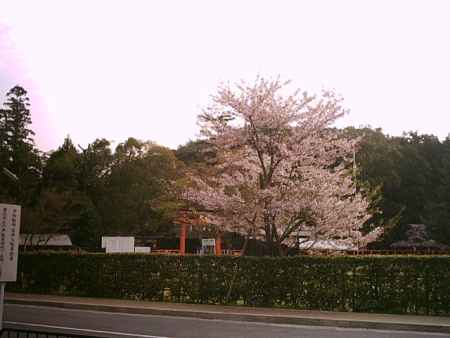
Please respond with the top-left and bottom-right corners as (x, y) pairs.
(344, 127), (450, 248)
(43, 136), (79, 190)
(98, 138), (185, 236)
(0, 85), (42, 204)
(422, 136), (450, 246)
(175, 139), (216, 167)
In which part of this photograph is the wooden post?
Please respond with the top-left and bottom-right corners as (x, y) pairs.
(215, 235), (222, 256)
(0, 283), (4, 331)
(179, 223), (186, 256)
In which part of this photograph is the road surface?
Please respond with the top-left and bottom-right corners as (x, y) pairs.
(4, 304), (449, 338)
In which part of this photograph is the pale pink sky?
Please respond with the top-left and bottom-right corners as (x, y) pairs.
(1, 0), (449, 151)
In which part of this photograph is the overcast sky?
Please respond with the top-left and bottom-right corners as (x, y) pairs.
(1, 0), (449, 151)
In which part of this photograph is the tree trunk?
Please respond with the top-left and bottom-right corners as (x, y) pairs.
(240, 235), (249, 256)
(272, 224), (286, 256)
(225, 235), (249, 303)
(276, 241), (286, 256)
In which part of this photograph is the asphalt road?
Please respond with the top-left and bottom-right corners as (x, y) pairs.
(4, 304), (450, 338)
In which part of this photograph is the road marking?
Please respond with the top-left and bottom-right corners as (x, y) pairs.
(4, 321), (171, 338)
(7, 304), (450, 336)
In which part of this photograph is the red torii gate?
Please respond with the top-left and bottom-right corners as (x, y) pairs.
(174, 210), (222, 256)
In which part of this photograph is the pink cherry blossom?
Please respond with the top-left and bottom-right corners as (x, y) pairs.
(185, 77), (382, 254)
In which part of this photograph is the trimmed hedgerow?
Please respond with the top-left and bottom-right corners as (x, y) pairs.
(10, 252), (450, 315)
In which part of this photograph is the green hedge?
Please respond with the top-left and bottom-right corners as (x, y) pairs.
(10, 253), (450, 315)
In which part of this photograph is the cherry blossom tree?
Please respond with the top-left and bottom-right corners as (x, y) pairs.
(185, 77), (382, 255)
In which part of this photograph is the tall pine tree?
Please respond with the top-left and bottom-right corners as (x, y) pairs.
(0, 85), (41, 204)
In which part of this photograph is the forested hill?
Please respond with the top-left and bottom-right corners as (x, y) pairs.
(1, 86), (449, 250)
(343, 127), (450, 247)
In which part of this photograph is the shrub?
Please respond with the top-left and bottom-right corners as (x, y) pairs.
(10, 252), (450, 315)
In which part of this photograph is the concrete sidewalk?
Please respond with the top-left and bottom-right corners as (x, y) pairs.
(5, 292), (450, 334)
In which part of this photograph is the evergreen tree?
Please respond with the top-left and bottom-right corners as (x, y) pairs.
(0, 86), (41, 204)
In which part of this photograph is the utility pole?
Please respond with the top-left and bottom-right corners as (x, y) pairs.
(352, 146), (361, 251)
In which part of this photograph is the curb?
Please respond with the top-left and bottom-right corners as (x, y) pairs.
(6, 298), (450, 334)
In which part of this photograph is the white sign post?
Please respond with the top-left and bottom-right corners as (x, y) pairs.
(0, 204), (21, 330)
(201, 238), (215, 255)
(101, 236), (135, 253)
(201, 238), (215, 247)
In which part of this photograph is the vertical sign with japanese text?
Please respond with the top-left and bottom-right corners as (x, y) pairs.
(0, 204), (21, 282)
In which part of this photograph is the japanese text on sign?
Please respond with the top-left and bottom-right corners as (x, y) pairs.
(0, 204), (21, 282)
